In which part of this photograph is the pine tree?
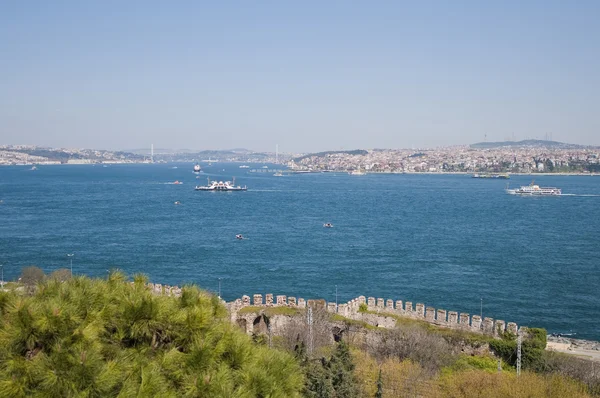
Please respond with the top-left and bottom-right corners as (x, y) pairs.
(0, 273), (304, 397)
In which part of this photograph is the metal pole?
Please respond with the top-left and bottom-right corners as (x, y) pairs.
(480, 298), (483, 319)
(67, 253), (74, 277)
(218, 278), (222, 299)
(335, 285), (338, 309)
(307, 306), (314, 356)
(0, 264), (3, 288)
(517, 329), (522, 377)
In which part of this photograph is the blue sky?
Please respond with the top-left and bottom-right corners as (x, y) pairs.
(1, 1), (598, 152)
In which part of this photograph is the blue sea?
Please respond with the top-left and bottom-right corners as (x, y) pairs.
(1, 164), (599, 339)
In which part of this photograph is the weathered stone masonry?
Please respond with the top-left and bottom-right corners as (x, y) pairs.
(143, 283), (519, 337)
(227, 293), (519, 336)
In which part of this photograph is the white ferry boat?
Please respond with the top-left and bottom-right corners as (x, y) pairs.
(349, 169), (366, 175)
(193, 164), (201, 173)
(239, 165), (250, 169)
(505, 182), (561, 196)
(195, 177), (247, 191)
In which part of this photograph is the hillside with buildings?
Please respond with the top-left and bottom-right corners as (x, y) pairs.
(290, 143), (600, 174)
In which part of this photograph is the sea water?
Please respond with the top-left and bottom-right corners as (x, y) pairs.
(1, 164), (599, 339)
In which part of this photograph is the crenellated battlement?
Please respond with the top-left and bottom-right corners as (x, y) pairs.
(143, 282), (520, 337)
(228, 293), (519, 337)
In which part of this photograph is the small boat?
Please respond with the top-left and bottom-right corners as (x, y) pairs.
(323, 223), (333, 228)
(31, 166), (37, 171)
(236, 234), (244, 240)
(262, 165), (269, 169)
(274, 172), (283, 177)
(193, 164), (201, 173)
(174, 201), (181, 205)
(239, 165), (250, 169)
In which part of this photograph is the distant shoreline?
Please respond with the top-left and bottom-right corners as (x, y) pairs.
(1, 163), (599, 176)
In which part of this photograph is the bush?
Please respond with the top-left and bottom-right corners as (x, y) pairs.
(488, 328), (548, 372)
(446, 355), (510, 374)
(370, 325), (457, 374)
(49, 268), (71, 282)
(437, 370), (590, 398)
(358, 303), (368, 313)
(18, 266), (45, 287)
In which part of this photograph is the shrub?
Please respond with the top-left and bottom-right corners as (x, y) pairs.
(18, 266), (45, 288)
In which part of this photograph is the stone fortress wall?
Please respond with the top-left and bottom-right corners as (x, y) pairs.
(227, 293), (519, 337)
(142, 283), (519, 337)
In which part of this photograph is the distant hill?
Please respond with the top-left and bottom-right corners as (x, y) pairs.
(293, 149), (368, 162)
(125, 148), (253, 155)
(470, 139), (595, 149)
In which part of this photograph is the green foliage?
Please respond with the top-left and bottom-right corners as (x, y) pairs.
(330, 314), (377, 330)
(238, 305), (302, 317)
(358, 303), (368, 313)
(488, 339), (517, 364)
(303, 341), (360, 398)
(488, 328), (548, 372)
(525, 328), (547, 349)
(445, 355), (511, 374)
(375, 368), (383, 398)
(0, 273), (303, 397)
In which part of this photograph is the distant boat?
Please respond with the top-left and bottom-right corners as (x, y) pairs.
(173, 181), (182, 185)
(349, 169), (366, 175)
(193, 164), (201, 173)
(473, 173), (510, 179)
(239, 165), (250, 169)
(30, 166), (37, 171)
(323, 223), (333, 228)
(236, 234), (244, 240)
(274, 172), (283, 177)
(174, 201), (181, 205)
(262, 165), (269, 169)
(195, 177), (247, 191)
(505, 181), (561, 196)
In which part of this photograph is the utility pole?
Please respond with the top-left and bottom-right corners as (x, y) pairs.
(517, 329), (522, 377)
(335, 285), (338, 310)
(307, 306), (314, 356)
(480, 298), (483, 319)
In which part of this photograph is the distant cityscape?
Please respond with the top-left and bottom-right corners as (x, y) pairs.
(1, 140), (599, 174)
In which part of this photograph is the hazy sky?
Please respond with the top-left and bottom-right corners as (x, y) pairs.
(1, 1), (598, 153)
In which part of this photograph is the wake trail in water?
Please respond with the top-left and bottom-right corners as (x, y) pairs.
(561, 194), (600, 197)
